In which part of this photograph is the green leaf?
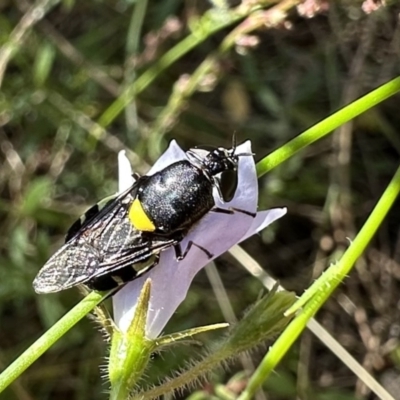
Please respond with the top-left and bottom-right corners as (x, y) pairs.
(33, 43), (56, 87)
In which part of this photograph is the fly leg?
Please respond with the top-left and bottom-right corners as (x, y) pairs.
(210, 207), (256, 217)
(174, 241), (213, 261)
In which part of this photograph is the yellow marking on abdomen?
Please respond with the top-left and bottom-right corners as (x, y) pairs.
(129, 198), (156, 232)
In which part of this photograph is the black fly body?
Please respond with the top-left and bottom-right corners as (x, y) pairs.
(33, 141), (255, 294)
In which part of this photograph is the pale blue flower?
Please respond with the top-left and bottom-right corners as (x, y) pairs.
(114, 141), (286, 338)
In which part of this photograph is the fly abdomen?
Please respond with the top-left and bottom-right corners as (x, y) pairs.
(87, 255), (158, 291)
(136, 160), (214, 234)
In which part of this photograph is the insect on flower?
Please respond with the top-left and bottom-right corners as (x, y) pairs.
(113, 140), (287, 337)
(33, 139), (256, 294)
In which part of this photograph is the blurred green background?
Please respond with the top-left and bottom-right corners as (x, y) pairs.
(1, 1), (400, 399)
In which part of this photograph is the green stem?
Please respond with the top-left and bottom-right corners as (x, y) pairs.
(124, 0), (149, 137)
(256, 76), (400, 177)
(0, 290), (105, 393)
(238, 164), (400, 400)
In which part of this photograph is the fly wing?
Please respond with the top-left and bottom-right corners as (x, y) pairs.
(84, 212), (179, 278)
(34, 183), (139, 293)
(33, 216), (140, 293)
(33, 242), (101, 293)
(33, 181), (181, 293)
(65, 182), (139, 243)
(34, 217), (179, 293)
(93, 232), (179, 278)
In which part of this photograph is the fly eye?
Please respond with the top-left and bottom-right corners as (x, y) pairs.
(218, 169), (238, 202)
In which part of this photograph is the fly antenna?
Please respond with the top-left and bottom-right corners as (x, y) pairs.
(232, 131), (237, 152)
(230, 133), (253, 157)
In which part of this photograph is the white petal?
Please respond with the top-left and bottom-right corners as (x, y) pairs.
(240, 208), (287, 242)
(148, 140), (187, 174)
(118, 151), (134, 192)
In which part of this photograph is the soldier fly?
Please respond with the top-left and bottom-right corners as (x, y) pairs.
(33, 140), (254, 293)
